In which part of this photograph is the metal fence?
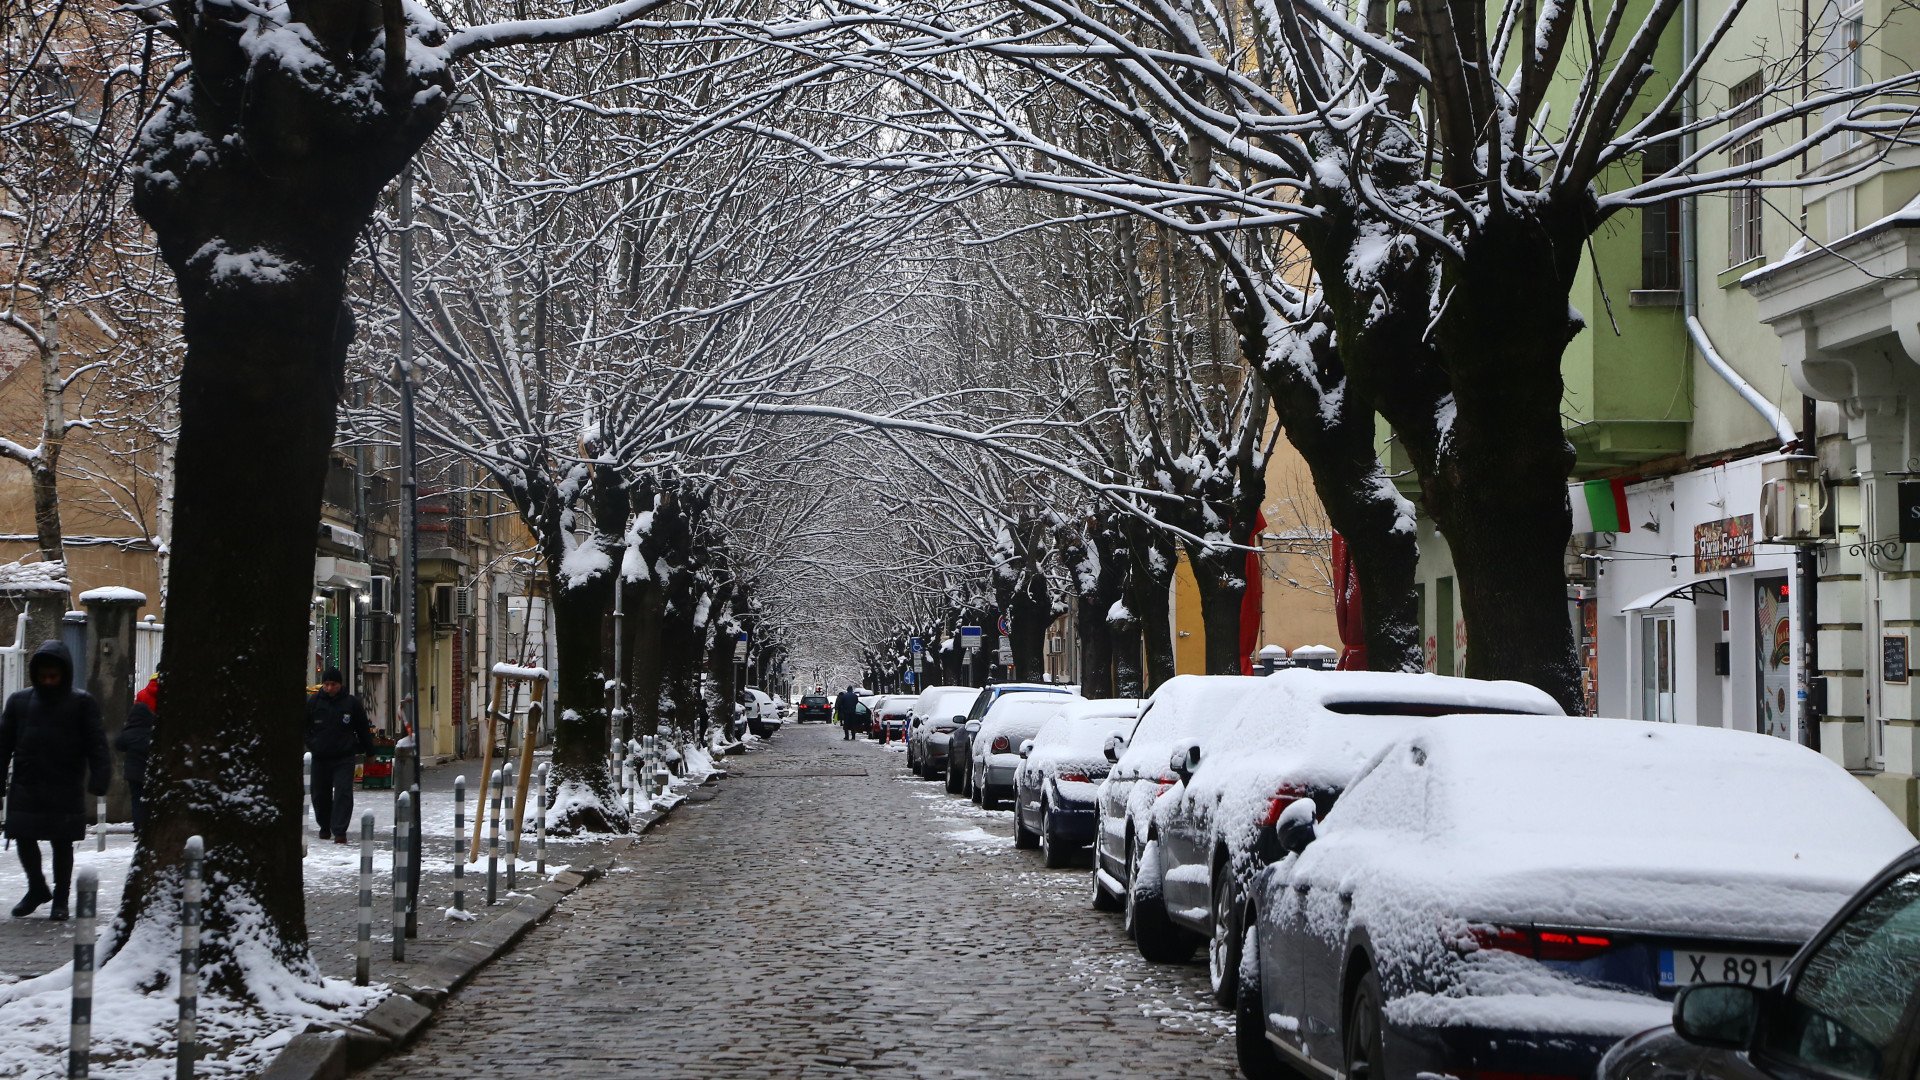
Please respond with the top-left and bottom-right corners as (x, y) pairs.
(134, 617), (165, 682)
(0, 612), (30, 700)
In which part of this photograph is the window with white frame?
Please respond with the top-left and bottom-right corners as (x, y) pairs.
(1728, 74), (1766, 266)
(1824, 1), (1866, 158)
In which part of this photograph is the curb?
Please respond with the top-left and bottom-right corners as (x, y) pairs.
(260, 768), (726, 1079)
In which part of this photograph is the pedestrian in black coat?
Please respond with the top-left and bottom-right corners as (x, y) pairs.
(0, 641), (111, 920)
(305, 667), (373, 844)
(836, 686), (865, 741)
(116, 676), (159, 831)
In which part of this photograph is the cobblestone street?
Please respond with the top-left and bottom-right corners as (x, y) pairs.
(367, 724), (1236, 1078)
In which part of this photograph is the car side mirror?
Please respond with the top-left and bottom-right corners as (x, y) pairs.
(1019, 739), (1034, 758)
(1277, 798), (1319, 855)
(1672, 984), (1765, 1050)
(1169, 745), (1199, 783)
(1104, 734), (1126, 763)
(952, 715), (967, 726)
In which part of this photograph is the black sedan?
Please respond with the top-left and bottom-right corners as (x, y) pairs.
(795, 694), (832, 723)
(1598, 844), (1920, 1080)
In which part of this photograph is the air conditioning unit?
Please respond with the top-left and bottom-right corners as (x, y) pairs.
(1760, 457), (1828, 544)
(369, 575), (394, 614)
(454, 585), (474, 619)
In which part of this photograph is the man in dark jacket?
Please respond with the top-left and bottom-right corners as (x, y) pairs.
(305, 667), (373, 844)
(836, 686), (864, 741)
(0, 641), (111, 920)
(116, 676), (159, 831)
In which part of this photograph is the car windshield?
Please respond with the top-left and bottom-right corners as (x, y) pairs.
(802, 696), (827, 705)
(1760, 869), (1920, 1076)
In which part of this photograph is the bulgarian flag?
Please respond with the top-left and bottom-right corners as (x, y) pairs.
(1570, 478), (1631, 534)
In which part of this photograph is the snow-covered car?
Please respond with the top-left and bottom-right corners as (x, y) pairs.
(968, 692), (1085, 809)
(1236, 715), (1919, 1080)
(1013, 698), (1141, 868)
(869, 695), (913, 742)
(1090, 674), (1264, 918)
(1143, 670), (1561, 1004)
(795, 694), (832, 723)
(948, 682), (1075, 795)
(1597, 843), (1920, 1080)
(906, 685), (977, 778)
(737, 687), (782, 736)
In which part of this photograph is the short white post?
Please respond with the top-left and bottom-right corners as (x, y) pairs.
(68, 866), (96, 1079)
(95, 797), (106, 852)
(392, 792), (411, 961)
(301, 752), (312, 856)
(451, 776), (466, 914)
(176, 836), (203, 1079)
(534, 763), (549, 876)
(503, 761), (518, 893)
(356, 813), (373, 985)
(486, 768), (502, 905)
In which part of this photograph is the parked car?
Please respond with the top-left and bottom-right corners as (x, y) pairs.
(870, 695), (913, 742)
(1090, 675), (1264, 919)
(906, 685), (977, 778)
(948, 682), (1075, 795)
(969, 692), (1086, 808)
(1597, 843), (1920, 1080)
(1142, 670), (1560, 1004)
(1014, 699), (1141, 868)
(1235, 715), (1917, 1080)
(796, 694), (832, 723)
(737, 687), (782, 737)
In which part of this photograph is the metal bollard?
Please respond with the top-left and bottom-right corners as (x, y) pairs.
(393, 792), (411, 962)
(177, 836), (203, 1080)
(487, 768), (502, 906)
(301, 752), (312, 856)
(68, 866), (96, 1079)
(95, 797), (106, 852)
(503, 761), (518, 893)
(356, 813), (373, 985)
(535, 763), (549, 876)
(452, 776), (466, 914)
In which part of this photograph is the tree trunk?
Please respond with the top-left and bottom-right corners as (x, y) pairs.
(628, 581), (668, 737)
(1124, 524), (1178, 691)
(1008, 577), (1050, 682)
(1110, 600), (1144, 698)
(1188, 550), (1248, 675)
(30, 287), (65, 563)
(543, 569), (626, 834)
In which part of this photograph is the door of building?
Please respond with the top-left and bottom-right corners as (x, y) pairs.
(1641, 611), (1677, 723)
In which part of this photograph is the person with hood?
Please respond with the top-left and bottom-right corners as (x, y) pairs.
(0, 641), (111, 920)
(305, 667), (373, 844)
(835, 685), (865, 741)
(116, 675), (159, 831)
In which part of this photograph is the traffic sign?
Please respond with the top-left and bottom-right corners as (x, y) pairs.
(733, 632), (749, 661)
(959, 626), (982, 653)
(997, 614), (1011, 636)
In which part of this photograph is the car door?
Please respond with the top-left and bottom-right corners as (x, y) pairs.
(1098, 711), (1148, 884)
(1157, 778), (1209, 928)
(1259, 859), (1316, 1065)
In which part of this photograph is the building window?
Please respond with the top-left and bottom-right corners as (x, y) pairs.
(1728, 74), (1766, 266)
(1823, 1), (1865, 160)
(1641, 115), (1682, 290)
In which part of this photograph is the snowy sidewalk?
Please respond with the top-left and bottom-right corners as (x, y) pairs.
(0, 746), (717, 1078)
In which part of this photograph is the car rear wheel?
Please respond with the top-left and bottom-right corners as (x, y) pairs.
(1344, 967), (1386, 1080)
(1208, 865), (1242, 1009)
(1129, 838), (1200, 963)
(1235, 910), (1293, 1080)
(1013, 804), (1039, 848)
(945, 760), (963, 794)
(1041, 805), (1073, 869)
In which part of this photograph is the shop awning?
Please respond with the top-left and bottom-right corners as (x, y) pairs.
(1619, 574), (1729, 613)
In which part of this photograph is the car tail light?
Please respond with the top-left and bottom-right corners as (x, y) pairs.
(1256, 784), (1315, 828)
(991, 736), (1010, 753)
(1465, 926), (1614, 962)
(1059, 772), (1090, 783)
(935, 724), (954, 733)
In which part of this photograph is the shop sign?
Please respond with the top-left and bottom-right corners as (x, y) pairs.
(1693, 514), (1754, 574)
(1885, 634), (1909, 686)
(1900, 481), (1920, 542)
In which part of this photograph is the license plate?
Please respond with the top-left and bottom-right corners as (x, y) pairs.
(1659, 950), (1787, 987)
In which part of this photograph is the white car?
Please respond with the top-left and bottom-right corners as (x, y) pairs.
(970, 692), (1087, 809)
(905, 685), (978, 778)
(738, 687), (781, 736)
(1238, 715), (1919, 1080)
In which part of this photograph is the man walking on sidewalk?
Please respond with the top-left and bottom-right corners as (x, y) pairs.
(0, 641), (110, 920)
(836, 686), (864, 741)
(306, 667), (373, 844)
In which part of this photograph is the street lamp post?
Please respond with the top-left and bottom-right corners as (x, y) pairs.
(394, 164), (424, 937)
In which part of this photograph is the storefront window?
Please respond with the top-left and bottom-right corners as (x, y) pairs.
(1642, 611), (1676, 722)
(1755, 577), (1792, 739)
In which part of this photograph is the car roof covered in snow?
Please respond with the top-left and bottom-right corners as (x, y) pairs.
(913, 686), (977, 717)
(1115, 675), (1265, 776)
(1028, 699), (1143, 772)
(1298, 714), (1918, 939)
(980, 693), (1087, 745)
